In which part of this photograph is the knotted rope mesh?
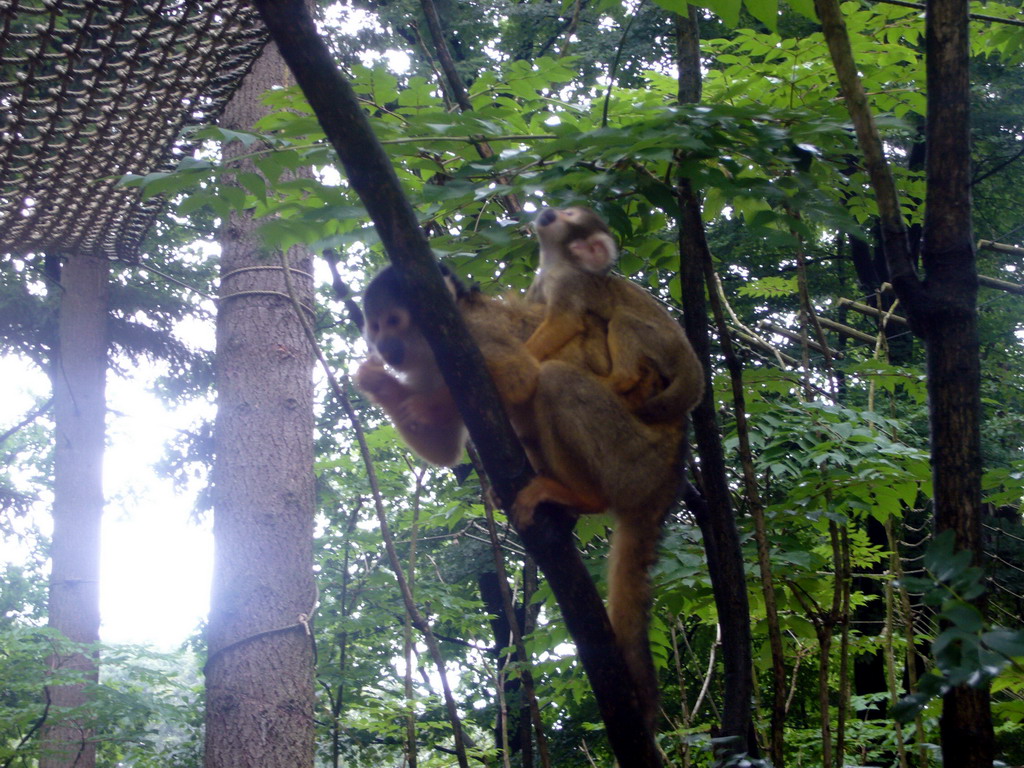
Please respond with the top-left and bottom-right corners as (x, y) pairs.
(0, 0), (268, 261)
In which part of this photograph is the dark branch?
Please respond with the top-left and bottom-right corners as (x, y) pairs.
(251, 4), (661, 765)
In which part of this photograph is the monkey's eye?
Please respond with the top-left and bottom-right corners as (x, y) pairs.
(385, 313), (401, 328)
(369, 321), (380, 333)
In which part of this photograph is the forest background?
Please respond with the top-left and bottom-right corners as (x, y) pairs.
(2, 0), (1024, 766)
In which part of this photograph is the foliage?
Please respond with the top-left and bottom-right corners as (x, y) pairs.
(0, 627), (203, 768)
(3, 0), (1024, 764)
(895, 531), (1024, 723)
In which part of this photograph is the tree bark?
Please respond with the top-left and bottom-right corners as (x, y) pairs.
(923, 0), (993, 763)
(203, 38), (317, 768)
(40, 252), (108, 768)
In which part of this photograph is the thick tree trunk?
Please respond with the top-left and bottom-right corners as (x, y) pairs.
(40, 252), (109, 768)
(203, 38), (317, 768)
(923, 0), (993, 763)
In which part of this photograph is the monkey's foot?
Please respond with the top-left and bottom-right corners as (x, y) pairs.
(606, 370), (643, 395)
(511, 477), (604, 528)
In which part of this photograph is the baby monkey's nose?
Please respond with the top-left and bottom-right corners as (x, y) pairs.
(536, 208), (557, 227)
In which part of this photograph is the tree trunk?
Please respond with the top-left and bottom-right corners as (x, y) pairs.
(203, 37), (317, 768)
(922, 0), (993, 763)
(40, 252), (108, 768)
(674, 8), (757, 761)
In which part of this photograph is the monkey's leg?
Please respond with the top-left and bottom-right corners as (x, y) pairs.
(484, 353), (540, 406)
(531, 361), (680, 512)
(529, 361), (681, 726)
(511, 476), (605, 528)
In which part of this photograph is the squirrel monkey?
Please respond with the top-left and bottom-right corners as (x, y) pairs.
(356, 252), (698, 728)
(526, 206), (704, 422)
(354, 266), (609, 465)
(354, 267), (467, 466)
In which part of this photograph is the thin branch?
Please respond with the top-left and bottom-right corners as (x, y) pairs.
(972, 145), (1024, 185)
(535, 0), (588, 58)
(1, 687), (51, 768)
(418, 0), (522, 214)
(873, 0), (1024, 27)
(0, 397), (53, 446)
(280, 248), (471, 768)
(601, 1), (645, 128)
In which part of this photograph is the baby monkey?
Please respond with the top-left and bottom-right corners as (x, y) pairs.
(526, 206), (703, 422)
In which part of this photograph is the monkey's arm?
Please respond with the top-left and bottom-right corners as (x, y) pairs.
(524, 309), (586, 361)
(355, 360), (466, 465)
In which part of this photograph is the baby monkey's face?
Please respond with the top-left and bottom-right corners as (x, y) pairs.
(533, 207), (617, 274)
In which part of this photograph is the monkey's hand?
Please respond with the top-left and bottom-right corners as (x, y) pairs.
(354, 359), (399, 398)
(606, 370), (643, 395)
(524, 314), (584, 362)
(605, 363), (666, 413)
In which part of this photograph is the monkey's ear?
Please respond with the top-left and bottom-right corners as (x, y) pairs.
(569, 231), (618, 273)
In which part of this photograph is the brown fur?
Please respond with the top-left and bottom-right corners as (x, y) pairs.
(527, 206), (704, 422)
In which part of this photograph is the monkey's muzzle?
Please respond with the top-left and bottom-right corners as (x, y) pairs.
(376, 338), (405, 368)
(536, 208), (558, 227)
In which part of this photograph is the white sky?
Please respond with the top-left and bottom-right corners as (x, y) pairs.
(101, 372), (214, 648)
(1, 354), (214, 650)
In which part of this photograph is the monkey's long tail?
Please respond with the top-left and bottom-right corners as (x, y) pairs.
(606, 514), (662, 728)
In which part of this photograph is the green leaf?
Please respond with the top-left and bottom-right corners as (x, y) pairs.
(942, 603), (983, 633)
(575, 514), (611, 546)
(785, 0), (819, 20)
(216, 185), (245, 212)
(177, 191), (215, 215)
(982, 628), (1024, 661)
(737, 275), (797, 298)
(237, 172), (267, 202)
(192, 125), (262, 147)
(744, 0), (779, 31)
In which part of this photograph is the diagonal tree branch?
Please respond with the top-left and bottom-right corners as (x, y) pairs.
(813, 0), (924, 317)
(250, 3), (661, 765)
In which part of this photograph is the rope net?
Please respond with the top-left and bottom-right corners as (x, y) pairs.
(0, 0), (268, 261)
